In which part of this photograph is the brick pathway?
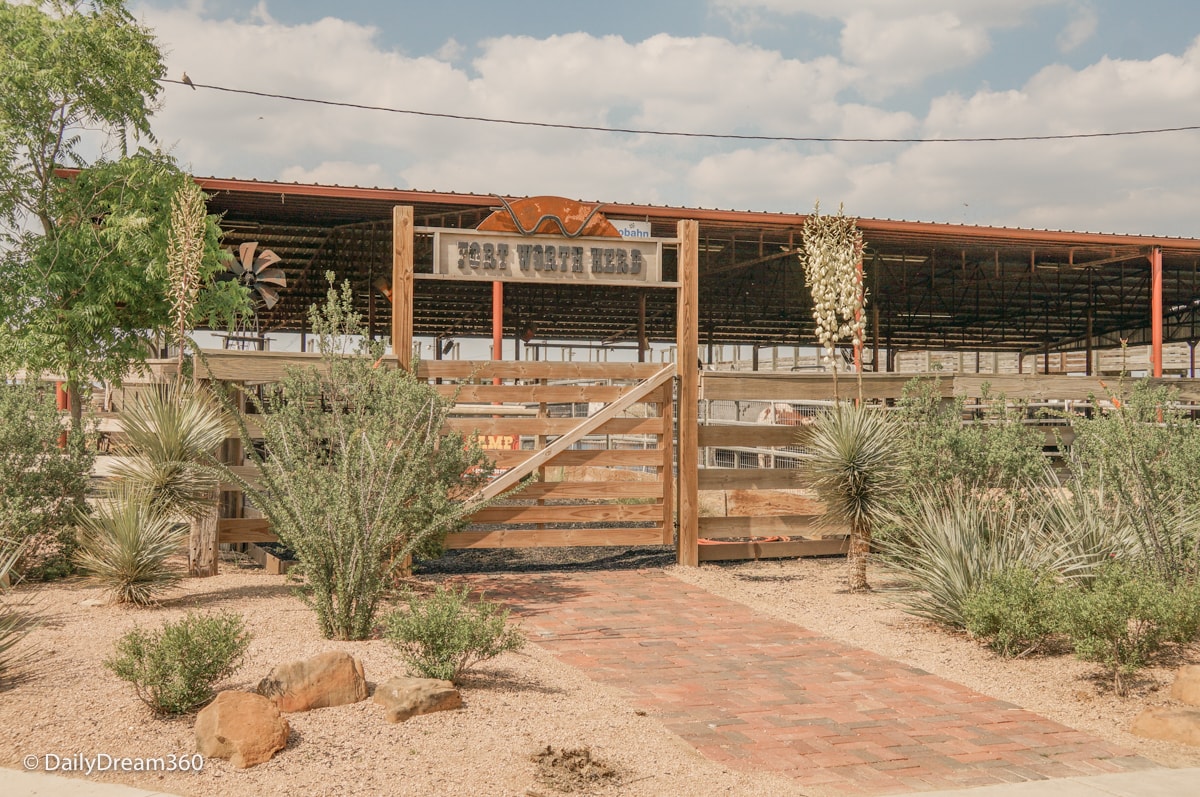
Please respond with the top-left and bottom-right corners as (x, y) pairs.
(470, 569), (1158, 796)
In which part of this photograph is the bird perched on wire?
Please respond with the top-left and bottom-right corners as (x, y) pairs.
(182, 71), (195, 89)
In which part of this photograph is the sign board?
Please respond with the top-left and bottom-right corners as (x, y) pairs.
(613, 220), (653, 239)
(420, 227), (664, 286)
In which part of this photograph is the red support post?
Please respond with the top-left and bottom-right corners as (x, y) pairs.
(492, 281), (504, 385)
(1151, 247), (1163, 378)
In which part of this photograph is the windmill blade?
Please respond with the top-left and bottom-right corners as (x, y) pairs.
(252, 249), (281, 272)
(239, 241), (259, 271)
(256, 268), (287, 287)
(226, 248), (245, 276)
(257, 285), (280, 309)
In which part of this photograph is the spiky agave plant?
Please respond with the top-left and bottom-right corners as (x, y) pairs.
(802, 402), (900, 592)
(75, 484), (187, 605)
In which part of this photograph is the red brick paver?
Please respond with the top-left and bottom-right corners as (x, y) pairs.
(470, 569), (1157, 796)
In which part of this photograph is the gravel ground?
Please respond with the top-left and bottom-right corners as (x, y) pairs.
(1, 548), (1197, 797)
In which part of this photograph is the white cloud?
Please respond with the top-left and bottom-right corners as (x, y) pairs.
(278, 161), (388, 187)
(711, 0), (1069, 92)
(840, 11), (991, 95)
(1057, 4), (1097, 52)
(133, 4), (1200, 237)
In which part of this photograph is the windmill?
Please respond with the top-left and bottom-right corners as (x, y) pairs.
(222, 242), (286, 350)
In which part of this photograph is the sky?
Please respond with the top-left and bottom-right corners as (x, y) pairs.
(130, 0), (1200, 238)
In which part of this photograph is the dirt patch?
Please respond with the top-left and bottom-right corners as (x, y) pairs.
(530, 745), (620, 793)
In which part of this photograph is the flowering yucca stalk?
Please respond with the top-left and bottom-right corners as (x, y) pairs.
(799, 203), (866, 401)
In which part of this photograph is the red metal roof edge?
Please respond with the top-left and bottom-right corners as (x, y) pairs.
(190, 175), (1200, 252)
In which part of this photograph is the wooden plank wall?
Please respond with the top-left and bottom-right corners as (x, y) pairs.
(690, 370), (1200, 563)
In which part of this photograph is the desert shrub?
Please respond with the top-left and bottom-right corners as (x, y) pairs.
(1066, 379), (1200, 582)
(962, 565), (1061, 657)
(74, 486), (187, 605)
(894, 377), (1046, 493)
(226, 276), (494, 640)
(801, 402), (901, 592)
(0, 539), (34, 686)
(384, 585), (524, 683)
(106, 611), (249, 715)
(1056, 563), (1200, 695)
(0, 380), (93, 579)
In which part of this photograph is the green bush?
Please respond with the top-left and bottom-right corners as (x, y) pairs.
(894, 377), (1046, 493)
(384, 585), (524, 683)
(1056, 563), (1200, 695)
(962, 565), (1061, 657)
(226, 276), (494, 640)
(1066, 379), (1200, 582)
(106, 611), (250, 715)
(0, 381), (93, 580)
(74, 486), (187, 605)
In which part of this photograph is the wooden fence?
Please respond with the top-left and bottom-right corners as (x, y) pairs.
(79, 355), (1200, 568)
(688, 371), (1200, 563)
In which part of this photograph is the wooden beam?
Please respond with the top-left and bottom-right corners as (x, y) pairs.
(418, 360), (662, 380)
(1151, 246), (1163, 378)
(677, 219), (700, 566)
(696, 468), (803, 491)
(392, 205), (414, 369)
(217, 518), (275, 544)
(445, 527), (664, 549)
(465, 364), (675, 504)
(659, 381), (675, 545)
(471, 503), (663, 524)
(697, 536), (848, 562)
(699, 515), (837, 538)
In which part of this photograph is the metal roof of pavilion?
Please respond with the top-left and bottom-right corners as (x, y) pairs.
(197, 177), (1200, 355)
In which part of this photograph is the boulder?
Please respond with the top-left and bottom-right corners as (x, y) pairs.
(257, 650), (368, 713)
(1130, 707), (1200, 747)
(1170, 665), (1200, 707)
(195, 691), (289, 768)
(373, 676), (462, 722)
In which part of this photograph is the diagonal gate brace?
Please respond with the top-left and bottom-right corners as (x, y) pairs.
(466, 364), (676, 505)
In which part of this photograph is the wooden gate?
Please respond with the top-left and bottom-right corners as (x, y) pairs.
(428, 360), (676, 550)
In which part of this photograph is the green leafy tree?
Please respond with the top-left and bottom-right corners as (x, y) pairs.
(0, 2), (247, 420)
(226, 276), (495, 640)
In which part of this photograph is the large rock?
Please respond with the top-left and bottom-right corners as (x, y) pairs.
(195, 691), (289, 769)
(1170, 665), (1200, 707)
(1130, 707), (1200, 747)
(373, 676), (462, 723)
(257, 650), (368, 713)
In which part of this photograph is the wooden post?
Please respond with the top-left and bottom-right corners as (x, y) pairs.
(676, 220), (700, 567)
(1151, 247), (1163, 377)
(659, 380), (675, 546)
(392, 206), (414, 370)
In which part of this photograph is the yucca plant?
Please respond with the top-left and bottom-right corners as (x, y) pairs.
(74, 485), (187, 605)
(802, 402), (900, 592)
(0, 539), (34, 686)
(109, 380), (230, 576)
(877, 478), (1092, 627)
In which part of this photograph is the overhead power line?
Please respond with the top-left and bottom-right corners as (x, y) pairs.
(160, 78), (1200, 144)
